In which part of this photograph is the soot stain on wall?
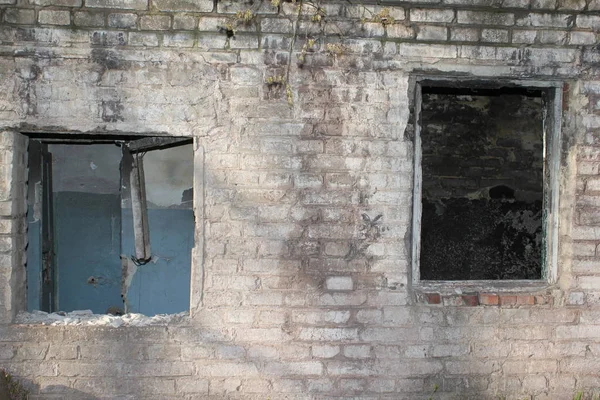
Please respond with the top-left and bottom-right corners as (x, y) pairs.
(101, 100), (125, 122)
(17, 64), (40, 116)
(420, 88), (545, 280)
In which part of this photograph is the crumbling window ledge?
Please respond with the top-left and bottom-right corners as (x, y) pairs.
(413, 281), (556, 307)
(14, 310), (189, 327)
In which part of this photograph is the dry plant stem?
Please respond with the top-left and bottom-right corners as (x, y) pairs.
(286, 0), (303, 85)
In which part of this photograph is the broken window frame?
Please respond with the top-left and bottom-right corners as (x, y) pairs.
(24, 133), (199, 315)
(410, 77), (562, 289)
(27, 140), (57, 312)
(125, 136), (192, 265)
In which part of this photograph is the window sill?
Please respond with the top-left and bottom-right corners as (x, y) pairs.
(14, 310), (190, 327)
(413, 280), (556, 307)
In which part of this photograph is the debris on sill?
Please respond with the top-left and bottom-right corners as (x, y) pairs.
(16, 310), (188, 327)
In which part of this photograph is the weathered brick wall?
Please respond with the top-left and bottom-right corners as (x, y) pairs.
(0, 0), (599, 398)
(0, 132), (28, 325)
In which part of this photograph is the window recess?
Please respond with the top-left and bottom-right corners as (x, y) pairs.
(26, 134), (194, 316)
(411, 79), (561, 287)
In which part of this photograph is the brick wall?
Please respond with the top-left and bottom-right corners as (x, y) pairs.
(0, 132), (28, 325)
(0, 0), (599, 398)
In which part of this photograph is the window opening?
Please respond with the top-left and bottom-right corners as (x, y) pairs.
(413, 81), (560, 283)
(26, 136), (194, 316)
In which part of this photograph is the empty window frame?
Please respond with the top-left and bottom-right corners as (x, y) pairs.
(411, 79), (561, 284)
(26, 135), (194, 316)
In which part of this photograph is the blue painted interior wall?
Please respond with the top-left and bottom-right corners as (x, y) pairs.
(54, 192), (122, 314)
(120, 144), (194, 316)
(27, 143), (193, 316)
(121, 208), (193, 315)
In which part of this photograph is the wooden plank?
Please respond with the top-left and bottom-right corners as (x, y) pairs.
(411, 81), (423, 284)
(127, 137), (191, 153)
(130, 153), (152, 263)
(190, 141), (204, 315)
(40, 146), (56, 312)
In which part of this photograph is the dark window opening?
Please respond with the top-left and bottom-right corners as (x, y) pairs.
(419, 85), (545, 281)
(26, 136), (194, 316)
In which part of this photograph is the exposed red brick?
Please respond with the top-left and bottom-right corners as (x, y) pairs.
(535, 295), (553, 305)
(516, 295), (535, 305)
(462, 294), (479, 306)
(479, 293), (499, 305)
(424, 292), (441, 304)
(499, 295), (517, 306)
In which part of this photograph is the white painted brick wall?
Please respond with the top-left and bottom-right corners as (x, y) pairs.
(325, 276), (354, 291)
(0, 1), (598, 398)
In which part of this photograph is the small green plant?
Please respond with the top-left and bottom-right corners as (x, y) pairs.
(285, 84), (293, 106)
(221, 8), (256, 38)
(310, 7), (326, 22)
(265, 75), (286, 86)
(271, 0), (297, 6)
(326, 43), (348, 57)
(265, 75), (293, 106)
(298, 38), (316, 65)
(235, 9), (255, 24)
(573, 392), (600, 400)
(362, 8), (395, 26)
(427, 383), (439, 400)
(0, 369), (28, 400)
